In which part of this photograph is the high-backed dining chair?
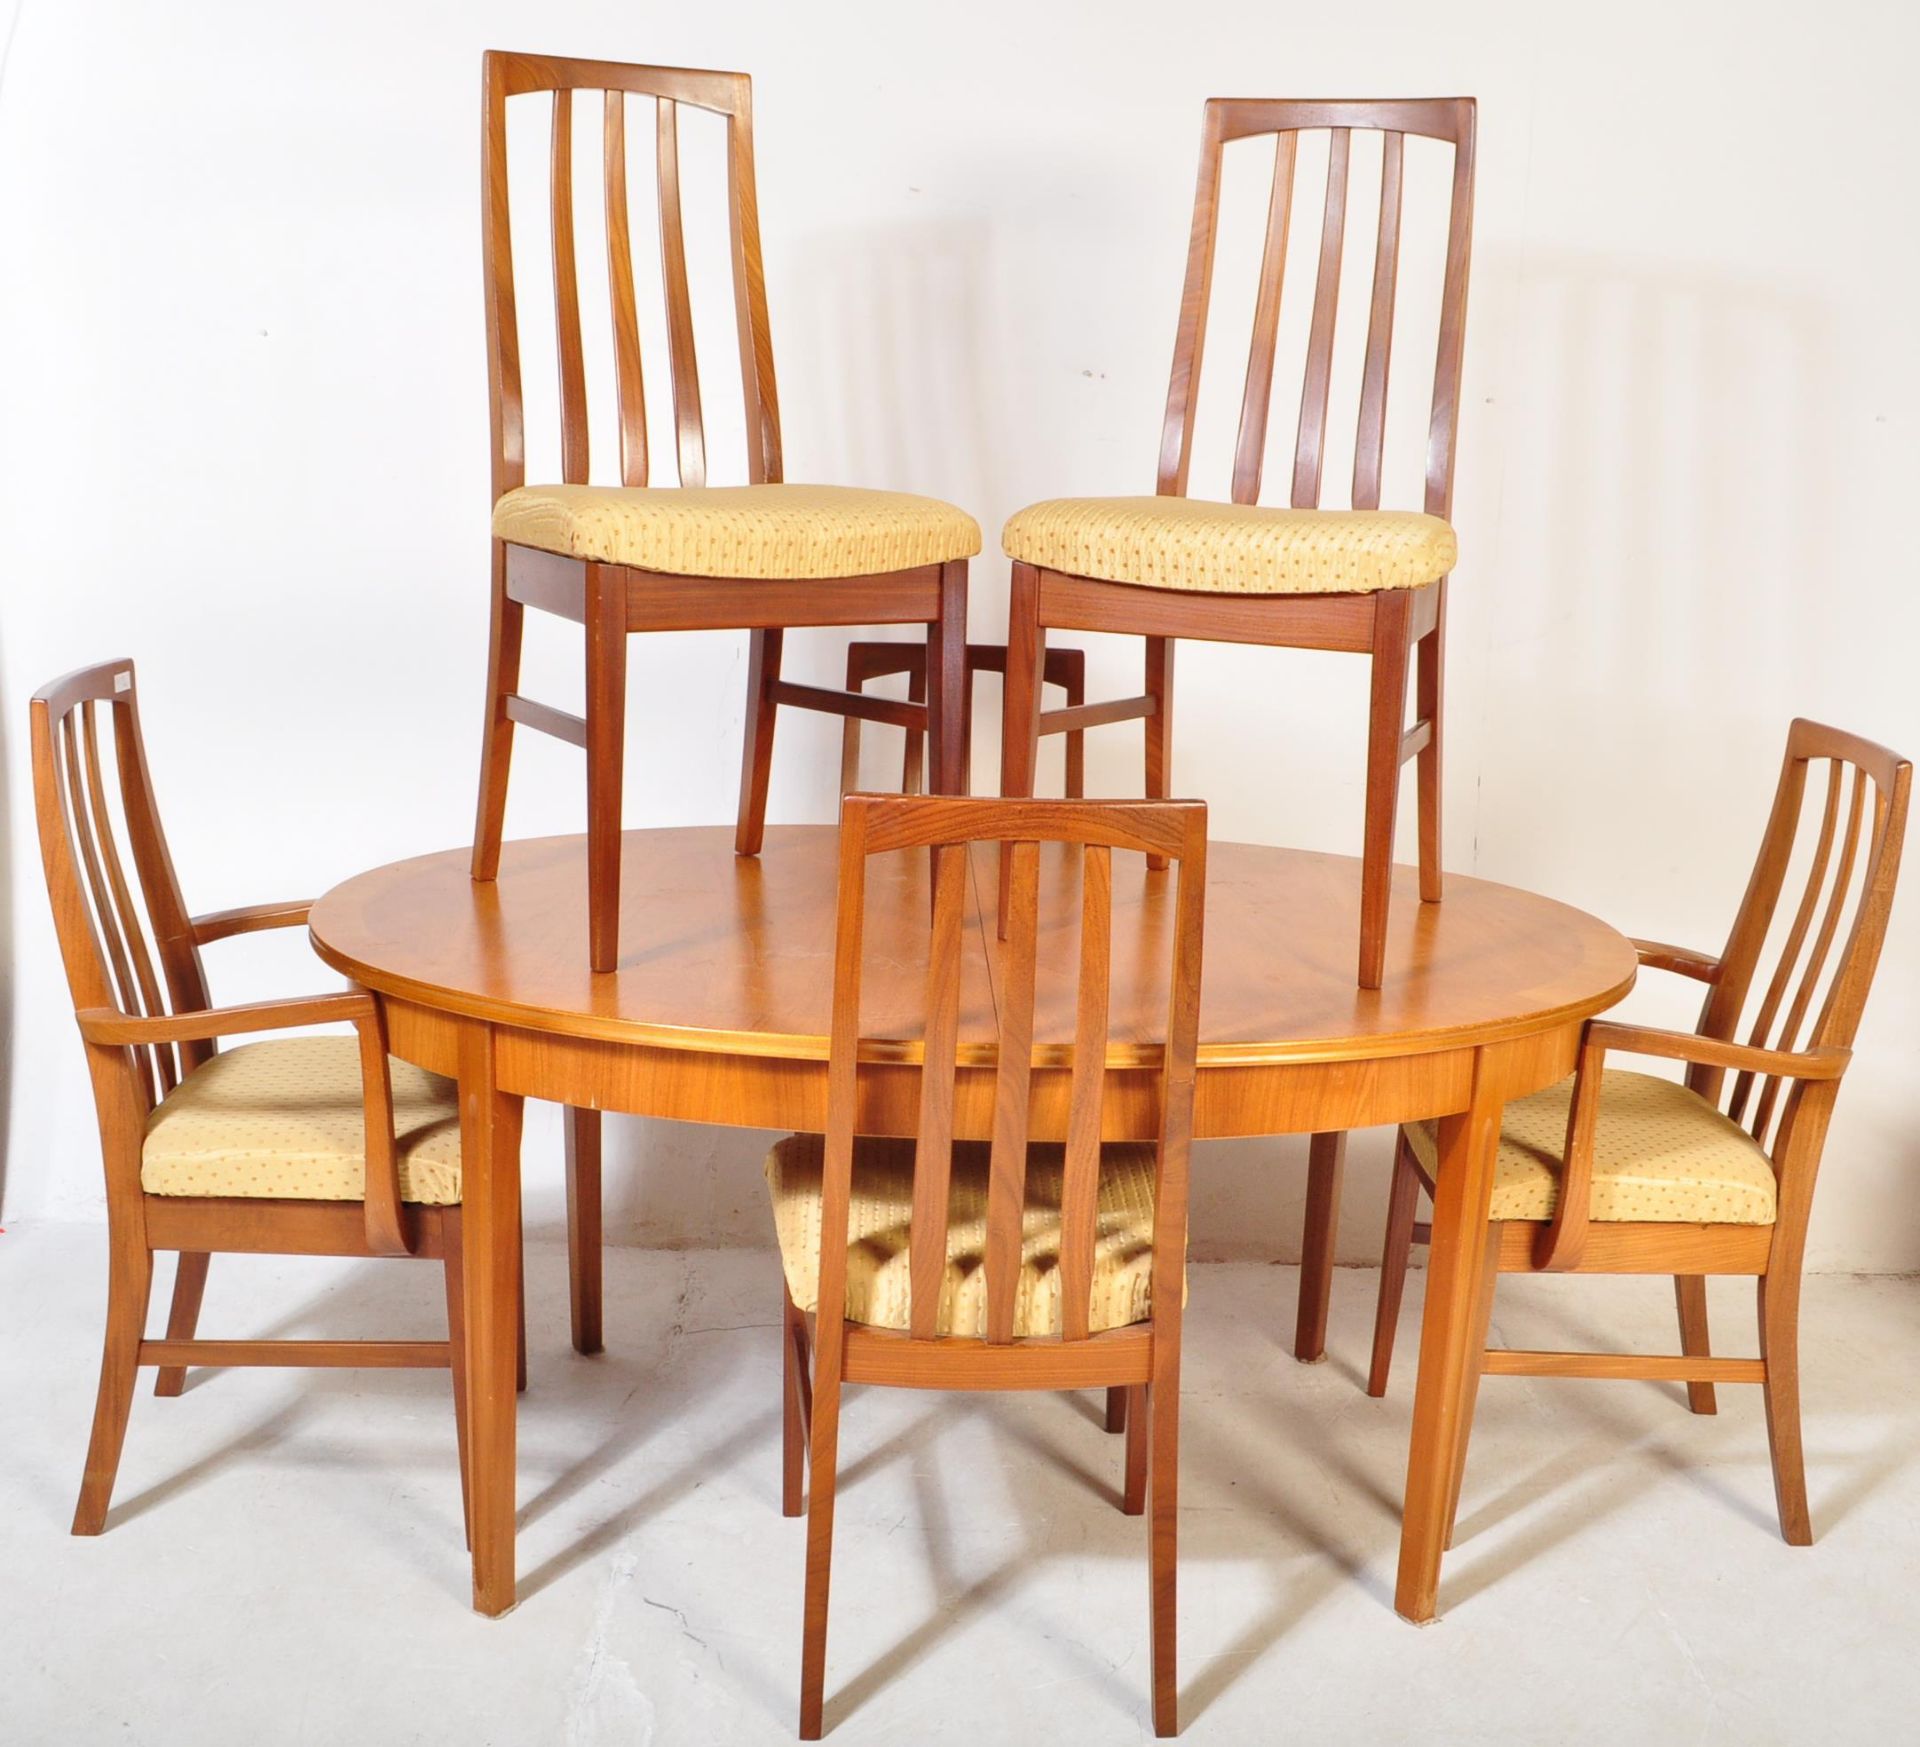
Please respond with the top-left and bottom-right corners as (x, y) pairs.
(839, 639), (1089, 797)
(999, 98), (1474, 989)
(32, 661), (473, 1537)
(471, 51), (980, 975)
(765, 794), (1207, 1736)
(1367, 720), (1909, 1554)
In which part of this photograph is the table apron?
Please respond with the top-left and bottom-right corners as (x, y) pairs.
(382, 998), (1586, 1140)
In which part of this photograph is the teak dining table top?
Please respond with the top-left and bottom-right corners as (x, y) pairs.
(308, 827), (1635, 1624)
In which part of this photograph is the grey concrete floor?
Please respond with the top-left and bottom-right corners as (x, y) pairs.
(4, 1224), (1917, 1744)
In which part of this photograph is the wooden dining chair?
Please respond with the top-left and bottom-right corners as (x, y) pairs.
(765, 794), (1207, 1736)
(33, 660), (473, 1537)
(999, 98), (1475, 990)
(839, 639), (1089, 797)
(1367, 720), (1910, 1555)
(470, 51), (980, 976)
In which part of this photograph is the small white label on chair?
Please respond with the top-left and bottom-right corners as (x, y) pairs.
(114, 672), (131, 692)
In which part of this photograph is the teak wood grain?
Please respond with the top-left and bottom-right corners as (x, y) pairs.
(1368, 721), (1911, 1573)
(470, 50), (970, 975)
(1000, 96), (1475, 987)
(309, 823), (1634, 1624)
(30, 660), (470, 1542)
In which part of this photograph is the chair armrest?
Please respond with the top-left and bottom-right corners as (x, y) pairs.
(76, 992), (371, 1045)
(1533, 1020), (1850, 1272)
(1630, 939), (1721, 983)
(77, 990), (410, 1258)
(1587, 1020), (1849, 1082)
(190, 900), (315, 944)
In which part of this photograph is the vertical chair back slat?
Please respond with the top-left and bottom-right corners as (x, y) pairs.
(1352, 130), (1405, 511)
(1057, 844), (1113, 1342)
(656, 98), (708, 488)
(1290, 127), (1351, 509)
(1229, 134), (1298, 506)
(1156, 111), (1227, 498)
(816, 796), (1207, 1352)
(1156, 98), (1475, 517)
(983, 841), (1041, 1344)
(1425, 126), (1477, 516)
(1750, 764), (1868, 1144)
(32, 664), (213, 1140)
(602, 92), (649, 487)
(1697, 725), (1912, 1144)
(549, 90), (590, 485)
(60, 712), (150, 1107)
(80, 706), (175, 1097)
(725, 86), (781, 484)
(483, 53), (780, 497)
(1724, 759), (1839, 1127)
(907, 843), (968, 1340)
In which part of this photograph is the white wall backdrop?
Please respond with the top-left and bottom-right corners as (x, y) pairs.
(2, 0), (1916, 1270)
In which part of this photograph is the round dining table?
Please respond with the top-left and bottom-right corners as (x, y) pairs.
(308, 825), (1636, 1624)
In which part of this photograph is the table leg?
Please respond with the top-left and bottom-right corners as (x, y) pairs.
(1395, 1044), (1508, 1623)
(458, 1019), (525, 1617)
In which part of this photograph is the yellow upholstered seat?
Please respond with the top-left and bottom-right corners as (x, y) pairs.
(765, 1133), (1161, 1337)
(1002, 496), (1456, 595)
(493, 483), (982, 580)
(142, 1038), (463, 1205)
(1405, 1069), (1778, 1226)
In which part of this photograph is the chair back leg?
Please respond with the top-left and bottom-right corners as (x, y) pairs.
(1123, 1384), (1149, 1516)
(153, 1250), (211, 1397)
(1368, 1135), (1423, 1396)
(72, 1233), (154, 1535)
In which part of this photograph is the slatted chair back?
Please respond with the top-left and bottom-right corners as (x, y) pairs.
(1157, 98), (1476, 518)
(483, 50), (782, 501)
(818, 796), (1207, 1347)
(30, 660), (213, 1125)
(1693, 720), (1911, 1151)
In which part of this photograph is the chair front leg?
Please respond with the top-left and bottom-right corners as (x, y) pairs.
(1358, 589), (1415, 989)
(737, 627), (784, 857)
(584, 564), (629, 975)
(472, 539), (526, 883)
(153, 1251), (210, 1397)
